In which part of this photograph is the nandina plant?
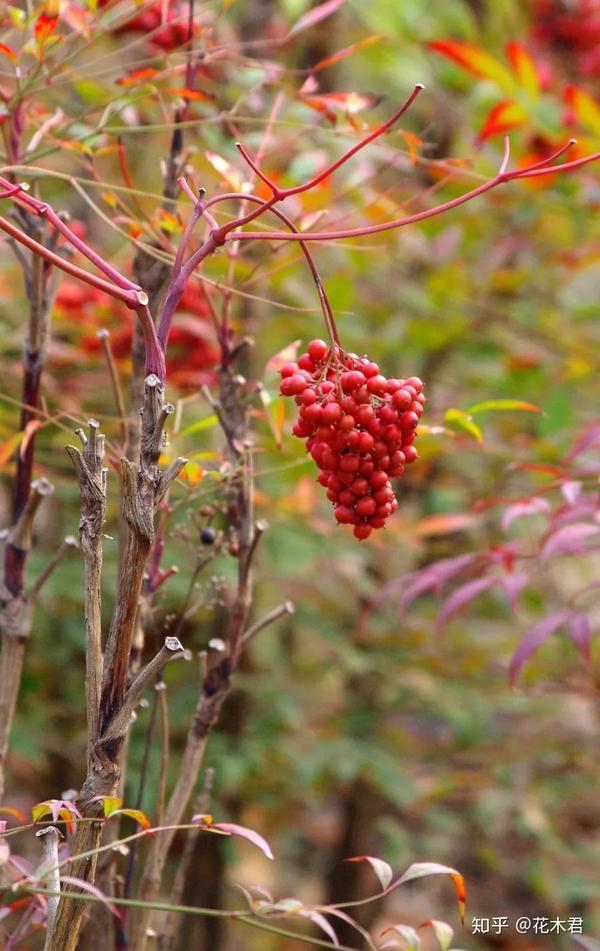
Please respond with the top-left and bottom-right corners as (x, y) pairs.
(0, 2), (598, 949)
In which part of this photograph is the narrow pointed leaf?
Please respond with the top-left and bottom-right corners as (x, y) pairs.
(566, 612), (592, 664)
(113, 808), (153, 831)
(436, 577), (494, 631)
(509, 609), (573, 684)
(305, 910), (340, 945)
(211, 822), (274, 859)
(382, 924), (421, 949)
(396, 862), (466, 922)
(501, 497), (550, 531)
(506, 42), (540, 98)
(288, 0), (346, 37)
(541, 523), (600, 559)
(60, 876), (122, 919)
(466, 399), (541, 415)
(312, 35), (384, 73)
(444, 408), (482, 443)
(428, 40), (516, 93)
(345, 854), (393, 890)
(420, 919), (454, 951)
(478, 100), (528, 141)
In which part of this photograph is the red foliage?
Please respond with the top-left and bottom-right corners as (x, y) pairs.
(532, 0), (600, 79)
(55, 279), (218, 389)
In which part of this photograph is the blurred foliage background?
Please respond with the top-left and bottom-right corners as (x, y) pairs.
(1, 0), (599, 948)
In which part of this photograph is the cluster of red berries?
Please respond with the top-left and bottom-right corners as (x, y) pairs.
(279, 340), (425, 540)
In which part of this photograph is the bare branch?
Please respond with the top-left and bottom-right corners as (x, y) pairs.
(101, 638), (187, 748)
(28, 535), (78, 601)
(241, 601), (295, 646)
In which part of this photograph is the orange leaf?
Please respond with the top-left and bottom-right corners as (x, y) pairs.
(477, 100), (528, 141)
(19, 420), (42, 460)
(506, 41), (540, 99)
(0, 43), (17, 62)
(166, 87), (214, 101)
(451, 872), (467, 924)
(428, 40), (516, 94)
(0, 807), (25, 824)
(116, 808), (152, 831)
(300, 91), (380, 119)
(116, 68), (160, 86)
(311, 34), (384, 73)
(565, 85), (600, 137)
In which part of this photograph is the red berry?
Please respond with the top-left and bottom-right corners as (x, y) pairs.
(301, 388), (317, 405)
(403, 445), (418, 464)
(334, 505), (355, 525)
(340, 453), (360, 473)
(356, 431), (374, 453)
(353, 523), (372, 540)
(339, 489), (356, 507)
(280, 362), (298, 378)
(341, 370), (366, 392)
(361, 361), (380, 378)
(308, 339), (329, 361)
(405, 376), (423, 392)
(367, 375), (387, 395)
(350, 478), (369, 496)
(302, 403), (323, 424)
(370, 471), (388, 489)
(400, 411), (419, 430)
(288, 374), (308, 395)
(392, 388), (413, 411)
(355, 496), (377, 517)
(340, 414), (355, 431)
(322, 402), (342, 424)
(298, 354), (315, 372)
(385, 378), (402, 393)
(356, 405), (375, 426)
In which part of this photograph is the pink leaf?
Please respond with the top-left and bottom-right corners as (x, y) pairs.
(561, 481), (583, 506)
(566, 612), (592, 663)
(265, 340), (302, 375)
(501, 497), (550, 532)
(345, 854), (393, 890)
(210, 822), (274, 860)
(60, 876), (122, 919)
(509, 609), (573, 685)
(305, 910), (340, 945)
(324, 907), (375, 947)
(288, 0), (346, 37)
(499, 571), (529, 610)
(541, 523), (600, 559)
(436, 576), (495, 631)
(567, 423), (600, 461)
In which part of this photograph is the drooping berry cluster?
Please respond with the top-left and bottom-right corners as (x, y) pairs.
(279, 340), (425, 539)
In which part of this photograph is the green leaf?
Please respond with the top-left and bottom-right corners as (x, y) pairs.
(444, 408), (483, 443)
(466, 399), (541, 415)
(181, 415), (218, 436)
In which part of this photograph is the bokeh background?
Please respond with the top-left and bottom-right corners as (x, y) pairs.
(1, 0), (599, 948)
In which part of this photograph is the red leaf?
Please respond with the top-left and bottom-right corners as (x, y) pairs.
(477, 100), (528, 141)
(436, 576), (495, 630)
(288, 0), (346, 37)
(428, 40), (515, 93)
(35, 13), (59, 44)
(506, 42), (540, 98)
(509, 609), (573, 684)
